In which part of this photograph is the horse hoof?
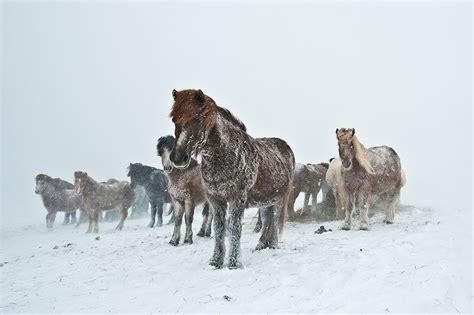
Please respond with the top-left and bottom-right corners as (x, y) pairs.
(205, 232), (212, 238)
(169, 239), (179, 246)
(227, 258), (243, 270)
(147, 222), (155, 228)
(209, 258), (224, 269)
(184, 238), (193, 245)
(255, 241), (268, 251)
(341, 224), (351, 231)
(359, 224), (368, 231)
(253, 225), (262, 233)
(197, 230), (205, 237)
(156, 222), (163, 227)
(383, 219), (393, 224)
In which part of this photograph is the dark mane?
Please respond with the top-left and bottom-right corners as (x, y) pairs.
(127, 163), (158, 178)
(217, 106), (246, 132)
(320, 162), (329, 168)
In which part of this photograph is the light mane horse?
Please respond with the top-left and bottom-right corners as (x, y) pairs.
(336, 128), (405, 230)
(169, 89), (295, 269)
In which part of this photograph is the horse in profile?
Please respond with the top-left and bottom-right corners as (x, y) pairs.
(335, 128), (406, 230)
(48, 177), (78, 225)
(127, 163), (173, 228)
(74, 172), (136, 233)
(35, 174), (82, 229)
(157, 135), (213, 245)
(169, 89), (295, 269)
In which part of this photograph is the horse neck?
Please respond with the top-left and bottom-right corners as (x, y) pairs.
(82, 176), (99, 194)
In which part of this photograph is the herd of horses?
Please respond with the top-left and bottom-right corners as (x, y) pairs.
(35, 89), (406, 269)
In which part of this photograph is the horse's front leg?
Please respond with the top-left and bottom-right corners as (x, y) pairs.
(311, 189), (319, 214)
(228, 201), (245, 269)
(76, 209), (87, 228)
(302, 193), (310, 215)
(92, 210), (100, 233)
(359, 192), (370, 230)
(45, 211), (54, 229)
(148, 203), (157, 228)
(115, 206), (129, 231)
(208, 196), (227, 269)
(197, 202), (210, 237)
(169, 201), (184, 246)
(63, 212), (70, 225)
(253, 209), (262, 233)
(342, 195), (354, 230)
(156, 203), (163, 227)
(183, 200), (195, 244)
(70, 211), (77, 224)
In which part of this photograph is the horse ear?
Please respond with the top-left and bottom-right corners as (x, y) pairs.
(335, 128), (339, 134)
(172, 89), (178, 100)
(351, 129), (355, 136)
(195, 89), (205, 103)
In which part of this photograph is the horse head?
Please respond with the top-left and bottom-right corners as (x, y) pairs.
(74, 171), (88, 194)
(336, 128), (356, 169)
(169, 89), (214, 169)
(157, 135), (175, 173)
(35, 174), (52, 194)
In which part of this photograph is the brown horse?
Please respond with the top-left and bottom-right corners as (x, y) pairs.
(157, 135), (212, 245)
(35, 174), (82, 229)
(74, 171), (136, 233)
(336, 128), (405, 230)
(169, 89), (295, 269)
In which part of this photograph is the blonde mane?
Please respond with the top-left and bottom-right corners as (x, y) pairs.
(352, 136), (375, 175)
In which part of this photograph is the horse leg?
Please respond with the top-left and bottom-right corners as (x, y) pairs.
(253, 208), (262, 233)
(148, 203), (156, 228)
(256, 206), (274, 250)
(156, 203), (163, 227)
(197, 202), (210, 237)
(342, 196), (354, 230)
(205, 204), (213, 237)
(169, 201), (184, 246)
(335, 190), (344, 220)
(384, 189), (400, 224)
(76, 209), (87, 228)
(208, 196), (227, 269)
(359, 193), (370, 230)
(85, 209), (93, 233)
(92, 210), (100, 233)
(311, 189), (320, 214)
(46, 211), (54, 229)
(49, 211), (57, 229)
(183, 201), (194, 244)
(167, 206), (176, 225)
(63, 212), (70, 225)
(302, 193), (310, 215)
(115, 207), (128, 231)
(228, 201), (244, 269)
(70, 211), (77, 224)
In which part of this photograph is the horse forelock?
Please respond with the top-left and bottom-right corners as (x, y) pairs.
(170, 90), (217, 130)
(36, 174), (51, 182)
(157, 135), (175, 156)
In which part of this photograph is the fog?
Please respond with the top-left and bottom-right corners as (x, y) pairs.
(1, 2), (471, 228)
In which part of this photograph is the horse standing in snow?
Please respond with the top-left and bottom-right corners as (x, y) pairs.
(48, 177), (78, 225)
(325, 157), (347, 220)
(157, 135), (213, 244)
(35, 174), (83, 229)
(127, 163), (173, 228)
(336, 128), (406, 230)
(169, 89), (295, 269)
(74, 171), (136, 233)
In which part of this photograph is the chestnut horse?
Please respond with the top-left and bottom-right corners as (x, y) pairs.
(157, 135), (213, 245)
(169, 89), (295, 269)
(35, 174), (82, 229)
(74, 171), (136, 233)
(336, 128), (405, 230)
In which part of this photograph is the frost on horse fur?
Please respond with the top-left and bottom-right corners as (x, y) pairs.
(335, 128), (405, 230)
(169, 89), (295, 269)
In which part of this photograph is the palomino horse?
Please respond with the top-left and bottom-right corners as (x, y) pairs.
(127, 163), (173, 228)
(336, 128), (405, 230)
(169, 89), (295, 269)
(74, 171), (136, 233)
(325, 158), (347, 220)
(157, 135), (213, 245)
(35, 174), (82, 229)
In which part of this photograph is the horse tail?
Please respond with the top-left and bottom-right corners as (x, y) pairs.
(124, 184), (137, 208)
(400, 168), (407, 187)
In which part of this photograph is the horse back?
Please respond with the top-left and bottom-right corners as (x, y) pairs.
(368, 145), (403, 193)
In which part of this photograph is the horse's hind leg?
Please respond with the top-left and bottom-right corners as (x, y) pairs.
(205, 204), (213, 237)
(302, 193), (310, 215)
(197, 202), (210, 237)
(256, 206), (275, 250)
(70, 211), (77, 224)
(156, 203), (164, 227)
(115, 207), (128, 231)
(169, 201), (184, 246)
(384, 189), (400, 224)
(148, 203), (157, 228)
(253, 209), (262, 233)
(183, 200), (195, 244)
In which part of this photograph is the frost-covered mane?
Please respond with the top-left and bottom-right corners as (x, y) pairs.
(217, 107), (246, 132)
(352, 136), (375, 175)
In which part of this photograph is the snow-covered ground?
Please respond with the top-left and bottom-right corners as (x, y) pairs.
(0, 206), (471, 313)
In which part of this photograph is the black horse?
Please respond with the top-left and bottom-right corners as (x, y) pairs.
(127, 163), (173, 227)
(49, 177), (77, 225)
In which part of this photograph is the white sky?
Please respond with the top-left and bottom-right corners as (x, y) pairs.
(1, 2), (472, 227)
